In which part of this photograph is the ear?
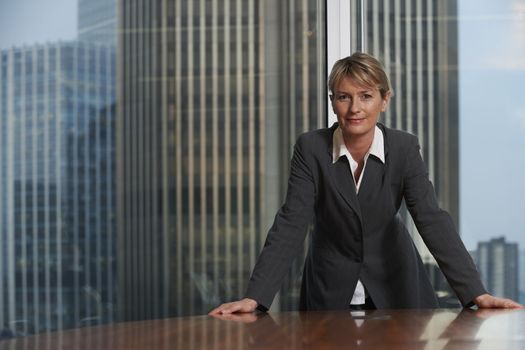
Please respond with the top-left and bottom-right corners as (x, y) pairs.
(381, 91), (392, 112)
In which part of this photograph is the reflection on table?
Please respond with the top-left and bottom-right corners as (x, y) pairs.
(1, 308), (524, 350)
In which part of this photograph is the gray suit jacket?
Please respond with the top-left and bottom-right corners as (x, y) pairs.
(245, 123), (486, 310)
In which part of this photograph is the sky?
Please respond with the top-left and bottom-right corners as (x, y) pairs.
(458, 0), (525, 250)
(0, 0), (76, 48)
(0, 0), (524, 253)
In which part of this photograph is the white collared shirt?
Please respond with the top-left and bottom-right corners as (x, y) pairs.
(332, 125), (385, 305)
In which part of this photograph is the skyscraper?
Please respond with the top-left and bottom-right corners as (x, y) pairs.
(476, 237), (519, 300)
(78, 0), (117, 45)
(0, 0), (118, 335)
(0, 41), (116, 334)
(117, 0), (326, 319)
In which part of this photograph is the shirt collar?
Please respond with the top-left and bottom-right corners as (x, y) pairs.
(332, 125), (385, 164)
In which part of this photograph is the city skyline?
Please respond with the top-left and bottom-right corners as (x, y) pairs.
(2, 1), (524, 252)
(1, 0), (523, 330)
(0, 40), (116, 333)
(0, 0), (117, 334)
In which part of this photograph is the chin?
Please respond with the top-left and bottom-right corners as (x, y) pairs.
(341, 125), (372, 137)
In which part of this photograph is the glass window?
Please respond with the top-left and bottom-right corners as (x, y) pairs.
(458, 0), (524, 303)
(0, 0), (326, 336)
(328, 0), (524, 306)
(6, 0), (522, 339)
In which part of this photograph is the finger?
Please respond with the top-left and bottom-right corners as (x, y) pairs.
(221, 301), (256, 314)
(493, 298), (522, 309)
(217, 302), (244, 315)
(224, 301), (255, 314)
(498, 298), (517, 308)
(208, 306), (222, 315)
(504, 299), (524, 309)
(217, 303), (239, 315)
(208, 303), (234, 315)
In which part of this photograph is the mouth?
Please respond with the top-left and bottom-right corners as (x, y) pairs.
(346, 118), (365, 124)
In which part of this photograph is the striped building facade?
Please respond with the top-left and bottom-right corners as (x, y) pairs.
(0, 42), (116, 333)
(476, 237), (519, 301)
(78, 0), (118, 46)
(117, 0), (326, 319)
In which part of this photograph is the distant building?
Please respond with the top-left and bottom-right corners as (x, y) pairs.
(78, 0), (117, 45)
(117, 0), (326, 319)
(475, 237), (519, 300)
(0, 41), (116, 334)
(0, 0), (117, 335)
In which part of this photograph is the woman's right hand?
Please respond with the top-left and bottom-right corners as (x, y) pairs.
(208, 298), (258, 315)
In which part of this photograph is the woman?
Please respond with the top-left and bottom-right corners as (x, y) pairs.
(210, 53), (522, 314)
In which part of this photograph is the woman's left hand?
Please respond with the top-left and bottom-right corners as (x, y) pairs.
(473, 293), (524, 309)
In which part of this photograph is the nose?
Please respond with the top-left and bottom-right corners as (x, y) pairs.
(349, 99), (361, 114)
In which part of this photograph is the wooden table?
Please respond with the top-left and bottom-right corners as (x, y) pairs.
(1, 309), (524, 349)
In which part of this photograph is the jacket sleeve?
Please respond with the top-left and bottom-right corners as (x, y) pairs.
(402, 135), (487, 307)
(244, 134), (317, 310)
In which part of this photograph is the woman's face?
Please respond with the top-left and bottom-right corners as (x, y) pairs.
(331, 76), (390, 140)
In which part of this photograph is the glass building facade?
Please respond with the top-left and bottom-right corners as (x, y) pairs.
(117, 0), (326, 319)
(78, 0), (117, 45)
(0, 42), (116, 334)
(475, 237), (519, 301)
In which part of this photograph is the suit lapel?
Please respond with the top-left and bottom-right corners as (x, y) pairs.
(329, 157), (362, 221)
(358, 155), (386, 204)
(326, 122), (390, 224)
(359, 123), (389, 205)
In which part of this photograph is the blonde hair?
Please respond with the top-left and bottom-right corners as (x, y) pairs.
(328, 52), (391, 98)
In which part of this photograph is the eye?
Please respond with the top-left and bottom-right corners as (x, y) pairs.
(336, 94), (351, 102)
(361, 94), (373, 100)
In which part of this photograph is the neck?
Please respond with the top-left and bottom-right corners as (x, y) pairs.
(342, 130), (374, 162)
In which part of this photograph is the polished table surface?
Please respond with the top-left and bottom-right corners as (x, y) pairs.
(1, 309), (524, 350)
